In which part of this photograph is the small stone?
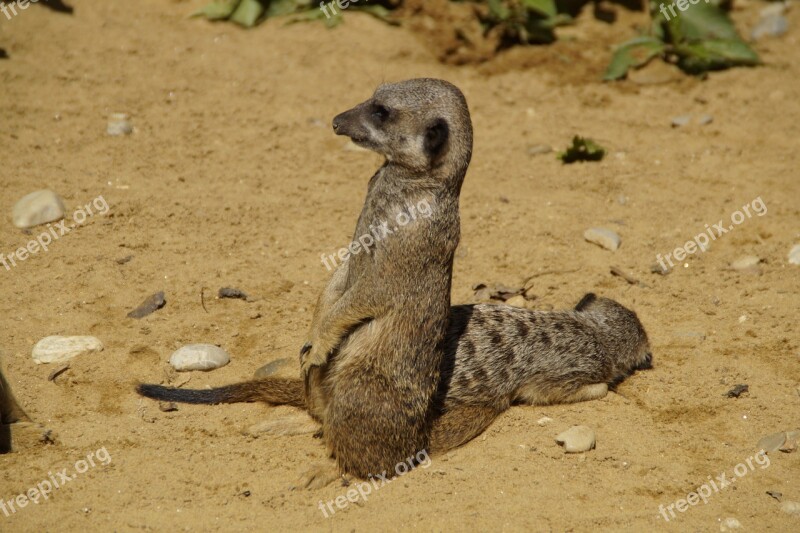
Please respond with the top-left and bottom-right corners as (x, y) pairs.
(788, 244), (800, 265)
(537, 416), (553, 427)
(127, 291), (166, 319)
(527, 144), (553, 156)
(731, 255), (760, 272)
(253, 358), (293, 379)
(757, 431), (786, 453)
(697, 114), (714, 126)
(751, 14), (789, 41)
(725, 384), (749, 398)
(779, 429), (799, 452)
(720, 517), (742, 531)
(781, 501), (800, 516)
(671, 115), (691, 128)
(169, 344), (230, 372)
(766, 490), (783, 502)
(218, 287), (248, 300)
(32, 336), (103, 364)
(555, 425), (595, 453)
(505, 295), (527, 308)
(107, 113), (133, 136)
(12, 190), (66, 229)
(584, 228), (621, 251)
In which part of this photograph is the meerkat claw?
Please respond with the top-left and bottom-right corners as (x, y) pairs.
(299, 342), (312, 358)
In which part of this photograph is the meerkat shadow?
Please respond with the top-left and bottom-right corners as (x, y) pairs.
(1, 368), (32, 454)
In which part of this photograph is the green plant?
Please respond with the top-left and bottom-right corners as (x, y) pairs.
(478, 0), (573, 45)
(559, 136), (606, 164)
(604, 0), (759, 80)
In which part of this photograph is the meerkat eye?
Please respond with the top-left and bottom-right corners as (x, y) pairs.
(371, 104), (390, 122)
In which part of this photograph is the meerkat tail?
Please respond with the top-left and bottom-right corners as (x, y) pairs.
(574, 292), (597, 311)
(135, 378), (306, 408)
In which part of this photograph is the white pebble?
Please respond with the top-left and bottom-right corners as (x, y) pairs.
(731, 255), (760, 272)
(107, 113), (133, 136)
(781, 500), (800, 516)
(12, 190), (66, 229)
(537, 416), (553, 426)
(720, 517), (742, 531)
(757, 431), (786, 452)
(32, 336), (103, 364)
(584, 228), (621, 251)
(788, 244), (800, 265)
(556, 425), (596, 453)
(671, 115), (691, 127)
(170, 344), (230, 372)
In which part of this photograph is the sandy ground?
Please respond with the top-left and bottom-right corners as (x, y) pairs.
(1, 0), (799, 531)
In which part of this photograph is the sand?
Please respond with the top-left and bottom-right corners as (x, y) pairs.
(1, 0), (798, 530)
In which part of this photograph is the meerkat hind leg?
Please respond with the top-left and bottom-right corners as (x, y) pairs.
(515, 382), (609, 406)
(429, 404), (505, 453)
(561, 383), (609, 403)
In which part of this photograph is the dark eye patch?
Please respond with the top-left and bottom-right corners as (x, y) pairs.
(371, 104), (390, 122)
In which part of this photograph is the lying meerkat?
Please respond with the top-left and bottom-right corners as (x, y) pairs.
(428, 293), (653, 451)
(139, 78), (473, 482)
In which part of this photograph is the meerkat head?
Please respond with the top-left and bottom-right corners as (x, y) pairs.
(332, 78), (473, 179)
(574, 294), (653, 379)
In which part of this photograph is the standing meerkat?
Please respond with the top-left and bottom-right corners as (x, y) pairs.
(139, 78), (474, 483)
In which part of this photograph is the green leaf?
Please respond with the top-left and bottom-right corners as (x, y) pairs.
(559, 136), (606, 164)
(230, 0), (264, 27)
(671, 2), (740, 42)
(676, 38), (760, 73)
(603, 36), (665, 81)
(191, 0), (241, 20)
(522, 0), (556, 18)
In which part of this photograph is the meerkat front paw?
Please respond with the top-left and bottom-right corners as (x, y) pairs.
(299, 333), (339, 372)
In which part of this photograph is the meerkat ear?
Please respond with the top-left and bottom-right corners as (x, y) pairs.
(574, 293), (597, 311)
(424, 118), (449, 164)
